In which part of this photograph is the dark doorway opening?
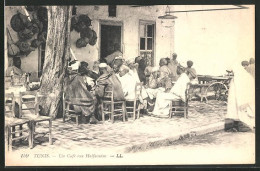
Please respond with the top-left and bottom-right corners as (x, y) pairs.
(100, 24), (121, 62)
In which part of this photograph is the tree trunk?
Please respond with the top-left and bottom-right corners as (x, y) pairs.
(39, 6), (72, 118)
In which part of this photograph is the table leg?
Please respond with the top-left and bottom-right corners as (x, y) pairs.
(8, 126), (12, 152)
(19, 124), (23, 144)
(49, 120), (53, 145)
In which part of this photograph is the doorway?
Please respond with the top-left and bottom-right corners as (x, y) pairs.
(100, 20), (123, 62)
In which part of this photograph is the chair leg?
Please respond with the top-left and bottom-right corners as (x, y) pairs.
(101, 102), (105, 122)
(49, 119), (53, 145)
(111, 103), (114, 123)
(76, 116), (79, 125)
(12, 126), (15, 139)
(169, 102), (172, 118)
(31, 121), (35, 149)
(63, 108), (65, 123)
(5, 126), (8, 152)
(19, 124), (23, 144)
(8, 126), (12, 152)
(122, 102), (126, 122)
(137, 102), (141, 119)
(27, 122), (33, 148)
(133, 100), (136, 120)
(184, 108), (187, 119)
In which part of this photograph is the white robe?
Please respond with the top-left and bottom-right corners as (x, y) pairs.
(117, 70), (148, 101)
(152, 73), (190, 117)
(226, 64), (255, 129)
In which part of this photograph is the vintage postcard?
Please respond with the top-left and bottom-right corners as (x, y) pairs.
(4, 4), (255, 166)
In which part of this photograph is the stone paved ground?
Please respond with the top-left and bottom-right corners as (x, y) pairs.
(10, 100), (226, 152)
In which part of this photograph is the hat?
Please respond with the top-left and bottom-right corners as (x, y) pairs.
(74, 21), (88, 33)
(31, 39), (43, 48)
(18, 28), (34, 40)
(80, 27), (93, 40)
(187, 60), (193, 67)
(89, 30), (97, 46)
(76, 38), (88, 48)
(27, 23), (40, 34)
(75, 39), (87, 48)
(8, 44), (20, 56)
(16, 41), (35, 53)
(18, 13), (32, 28)
(78, 15), (92, 27)
(10, 13), (26, 32)
(99, 63), (108, 68)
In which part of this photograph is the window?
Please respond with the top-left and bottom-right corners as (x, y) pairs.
(139, 21), (155, 66)
(108, 5), (117, 17)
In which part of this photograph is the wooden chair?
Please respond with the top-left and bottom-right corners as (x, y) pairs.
(5, 92), (32, 151)
(5, 118), (32, 151)
(169, 83), (191, 119)
(63, 92), (94, 125)
(125, 82), (143, 120)
(101, 84), (126, 123)
(5, 92), (15, 118)
(19, 91), (52, 147)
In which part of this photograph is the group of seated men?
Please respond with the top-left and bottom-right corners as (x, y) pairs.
(66, 53), (197, 124)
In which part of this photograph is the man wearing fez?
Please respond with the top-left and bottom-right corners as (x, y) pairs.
(65, 62), (99, 124)
(105, 43), (123, 67)
(168, 53), (179, 81)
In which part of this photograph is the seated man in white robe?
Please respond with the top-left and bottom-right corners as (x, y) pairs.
(152, 69), (194, 117)
(117, 65), (136, 100)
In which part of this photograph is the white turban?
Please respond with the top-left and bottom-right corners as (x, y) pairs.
(99, 63), (108, 68)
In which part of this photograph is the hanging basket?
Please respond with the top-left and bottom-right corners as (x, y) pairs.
(76, 38), (88, 48)
(89, 30), (97, 46)
(80, 27), (93, 40)
(18, 28), (34, 40)
(78, 14), (92, 27)
(8, 44), (20, 56)
(7, 28), (20, 56)
(10, 13), (26, 32)
(31, 39), (43, 48)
